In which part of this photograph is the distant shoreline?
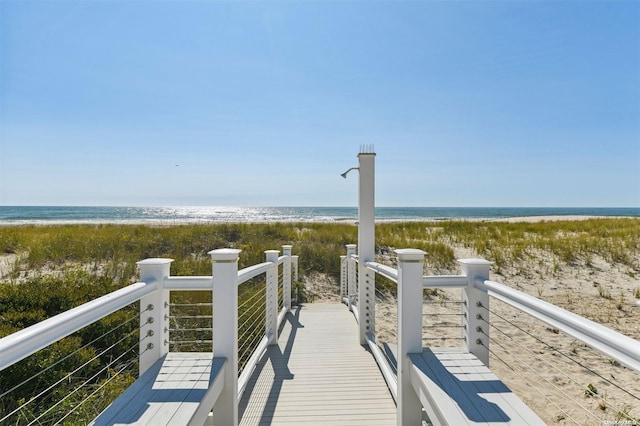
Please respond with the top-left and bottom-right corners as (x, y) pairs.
(0, 206), (637, 226)
(0, 215), (637, 227)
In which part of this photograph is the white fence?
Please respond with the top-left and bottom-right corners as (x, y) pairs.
(0, 245), (298, 425)
(341, 244), (640, 424)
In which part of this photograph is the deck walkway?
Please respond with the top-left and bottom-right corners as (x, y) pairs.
(239, 303), (397, 425)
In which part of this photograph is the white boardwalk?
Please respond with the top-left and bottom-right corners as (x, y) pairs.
(239, 303), (397, 425)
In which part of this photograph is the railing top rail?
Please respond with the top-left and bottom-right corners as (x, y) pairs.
(365, 261), (398, 283)
(478, 278), (640, 373)
(0, 280), (156, 372)
(422, 275), (467, 289)
(165, 276), (213, 291)
(238, 261), (275, 285)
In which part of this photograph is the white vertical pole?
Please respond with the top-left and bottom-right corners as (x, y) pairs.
(265, 250), (280, 345)
(459, 258), (492, 367)
(292, 255), (299, 283)
(210, 248), (241, 426)
(346, 244), (357, 311)
(282, 245), (293, 311)
(137, 258), (172, 376)
(396, 249), (426, 426)
(358, 151), (376, 344)
(292, 255), (299, 303)
(339, 255), (347, 302)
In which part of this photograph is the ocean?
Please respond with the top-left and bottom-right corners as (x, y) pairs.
(0, 206), (638, 225)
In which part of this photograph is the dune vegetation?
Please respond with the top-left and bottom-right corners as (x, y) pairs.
(0, 218), (638, 423)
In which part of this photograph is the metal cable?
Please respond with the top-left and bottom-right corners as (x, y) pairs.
(238, 293), (266, 323)
(485, 343), (582, 425)
(486, 306), (640, 403)
(238, 286), (265, 311)
(169, 327), (212, 333)
(484, 330), (601, 422)
(238, 323), (265, 353)
(238, 301), (266, 334)
(168, 340), (213, 346)
(26, 339), (142, 426)
(168, 302), (212, 307)
(0, 309), (140, 400)
(485, 320), (638, 421)
(52, 357), (138, 425)
(167, 314), (212, 320)
(1, 327), (141, 423)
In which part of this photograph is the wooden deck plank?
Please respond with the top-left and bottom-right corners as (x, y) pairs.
(411, 348), (545, 425)
(239, 303), (397, 426)
(91, 353), (224, 426)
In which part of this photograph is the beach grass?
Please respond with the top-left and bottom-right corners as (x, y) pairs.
(0, 218), (639, 424)
(1, 218), (638, 283)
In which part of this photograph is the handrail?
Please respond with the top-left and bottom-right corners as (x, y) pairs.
(365, 261), (398, 283)
(478, 278), (640, 372)
(1, 246), (297, 426)
(0, 280), (157, 372)
(423, 275), (467, 288)
(165, 276), (212, 290)
(238, 261), (274, 285)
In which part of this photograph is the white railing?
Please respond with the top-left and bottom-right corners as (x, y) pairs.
(0, 245), (297, 426)
(340, 244), (640, 424)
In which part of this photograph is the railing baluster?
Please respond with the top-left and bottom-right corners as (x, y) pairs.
(210, 248), (241, 426)
(265, 250), (279, 346)
(396, 249), (426, 426)
(346, 244), (357, 311)
(282, 245), (293, 311)
(136, 258), (173, 375)
(459, 259), (492, 366)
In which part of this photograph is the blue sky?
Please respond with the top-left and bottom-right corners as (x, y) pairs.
(1, 1), (638, 207)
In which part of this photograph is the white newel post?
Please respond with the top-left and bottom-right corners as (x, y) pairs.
(292, 255), (299, 303)
(265, 250), (280, 345)
(460, 258), (492, 367)
(358, 151), (376, 344)
(292, 255), (298, 283)
(210, 248), (241, 426)
(346, 244), (357, 311)
(137, 258), (172, 376)
(339, 255), (347, 302)
(396, 249), (426, 426)
(282, 245), (293, 311)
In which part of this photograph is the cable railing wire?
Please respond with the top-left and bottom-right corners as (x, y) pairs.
(482, 304), (639, 422)
(52, 356), (138, 425)
(238, 301), (267, 335)
(168, 302), (212, 308)
(22, 335), (145, 426)
(0, 307), (140, 402)
(485, 305), (640, 403)
(484, 342), (581, 425)
(1, 317), (141, 424)
(238, 293), (266, 322)
(238, 285), (265, 311)
(483, 330), (602, 422)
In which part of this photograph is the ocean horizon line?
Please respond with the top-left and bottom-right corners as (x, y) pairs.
(0, 205), (638, 225)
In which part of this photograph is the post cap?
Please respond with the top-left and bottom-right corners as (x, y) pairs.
(208, 248), (242, 262)
(282, 245), (293, 249)
(346, 244), (357, 249)
(395, 249), (427, 262)
(457, 258), (493, 266)
(137, 258), (174, 266)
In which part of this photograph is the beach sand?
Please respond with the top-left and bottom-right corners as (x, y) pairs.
(304, 216), (640, 424)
